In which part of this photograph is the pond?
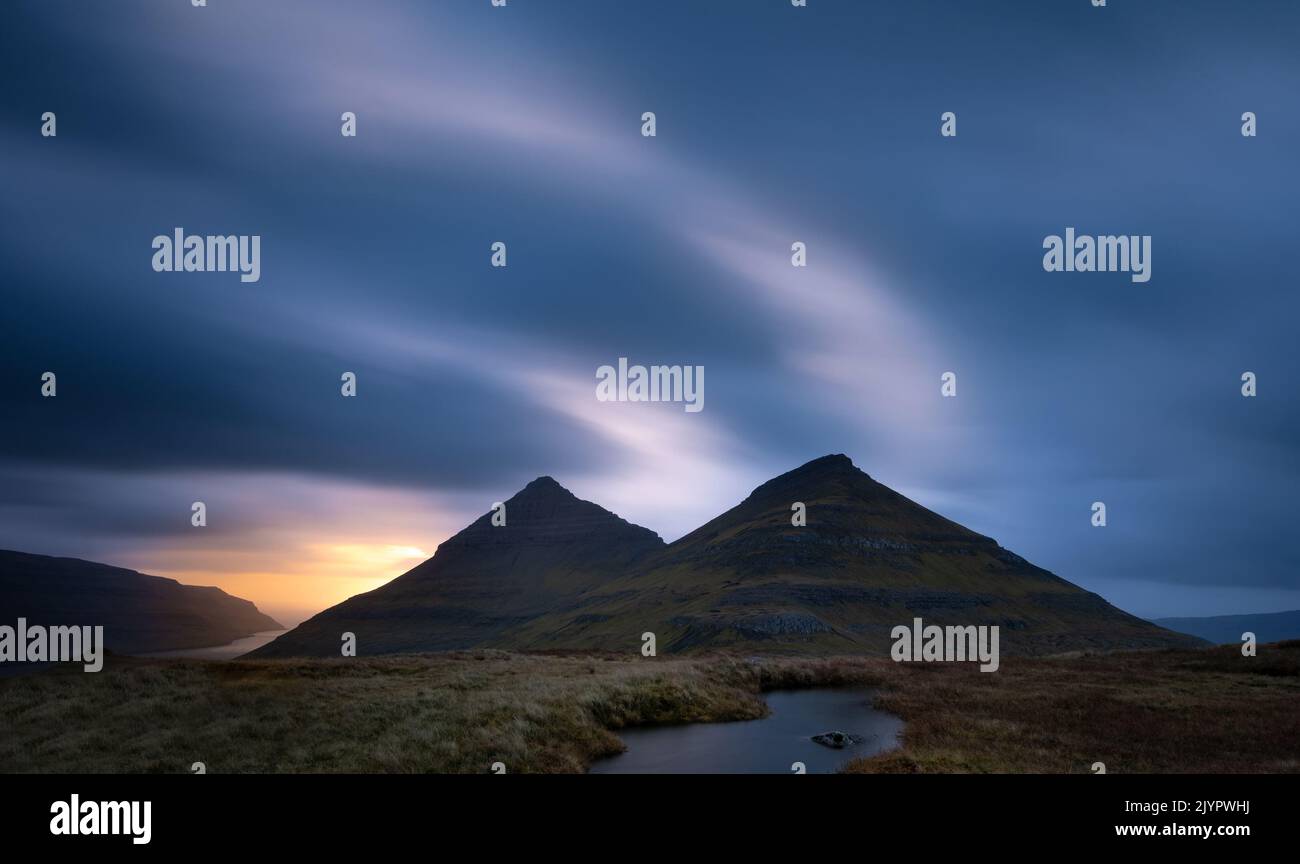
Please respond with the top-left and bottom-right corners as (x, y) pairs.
(590, 687), (902, 774)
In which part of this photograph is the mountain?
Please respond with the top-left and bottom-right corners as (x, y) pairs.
(504, 455), (1200, 655)
(1152, 610), (1300, 646)
(0, 549), (282, 654)
(255, 455), (1201, 658)
(251, 476), (664, 657)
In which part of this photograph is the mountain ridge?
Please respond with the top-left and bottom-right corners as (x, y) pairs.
(1153, 610), (1300, 646)
(0, 549), (282, 654)
(253, 455), (1202, 658)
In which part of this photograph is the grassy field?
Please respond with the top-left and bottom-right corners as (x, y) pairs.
(845, 640), (1300, 773)
(1, 642), (1297, 773)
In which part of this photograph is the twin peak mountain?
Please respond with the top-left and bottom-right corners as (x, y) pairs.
(253, 455), (1197, 658)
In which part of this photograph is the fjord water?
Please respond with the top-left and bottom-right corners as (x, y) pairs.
(590, 688), (902, 774)
(136, 630), (287, 660)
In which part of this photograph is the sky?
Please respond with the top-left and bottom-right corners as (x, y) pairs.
(1, 0), (1297, 625)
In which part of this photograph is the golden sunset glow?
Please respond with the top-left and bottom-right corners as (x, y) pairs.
(164, 543), (427, 607)
(102, 474), (473, 623)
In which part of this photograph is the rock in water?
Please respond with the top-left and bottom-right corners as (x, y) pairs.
(811, 731), (866, 749)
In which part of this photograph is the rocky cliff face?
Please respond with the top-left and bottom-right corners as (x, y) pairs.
(255, 455), (1202, 658)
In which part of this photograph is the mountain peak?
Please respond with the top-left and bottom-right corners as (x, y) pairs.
(797, 453), (859, 474)
(434, 473), (663, 552)
(517, 475), (572, 499)
(251, 470), (664, 657)
(747, 453), (870, 500)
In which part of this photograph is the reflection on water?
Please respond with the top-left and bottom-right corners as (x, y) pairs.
(134, 630), (287, 660)
(590, 687), (902, 774)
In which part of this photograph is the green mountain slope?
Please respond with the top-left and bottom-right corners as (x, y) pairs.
(506, 455), (1201, 655)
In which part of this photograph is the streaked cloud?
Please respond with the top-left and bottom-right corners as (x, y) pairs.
(1, 0), (1296, 618)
